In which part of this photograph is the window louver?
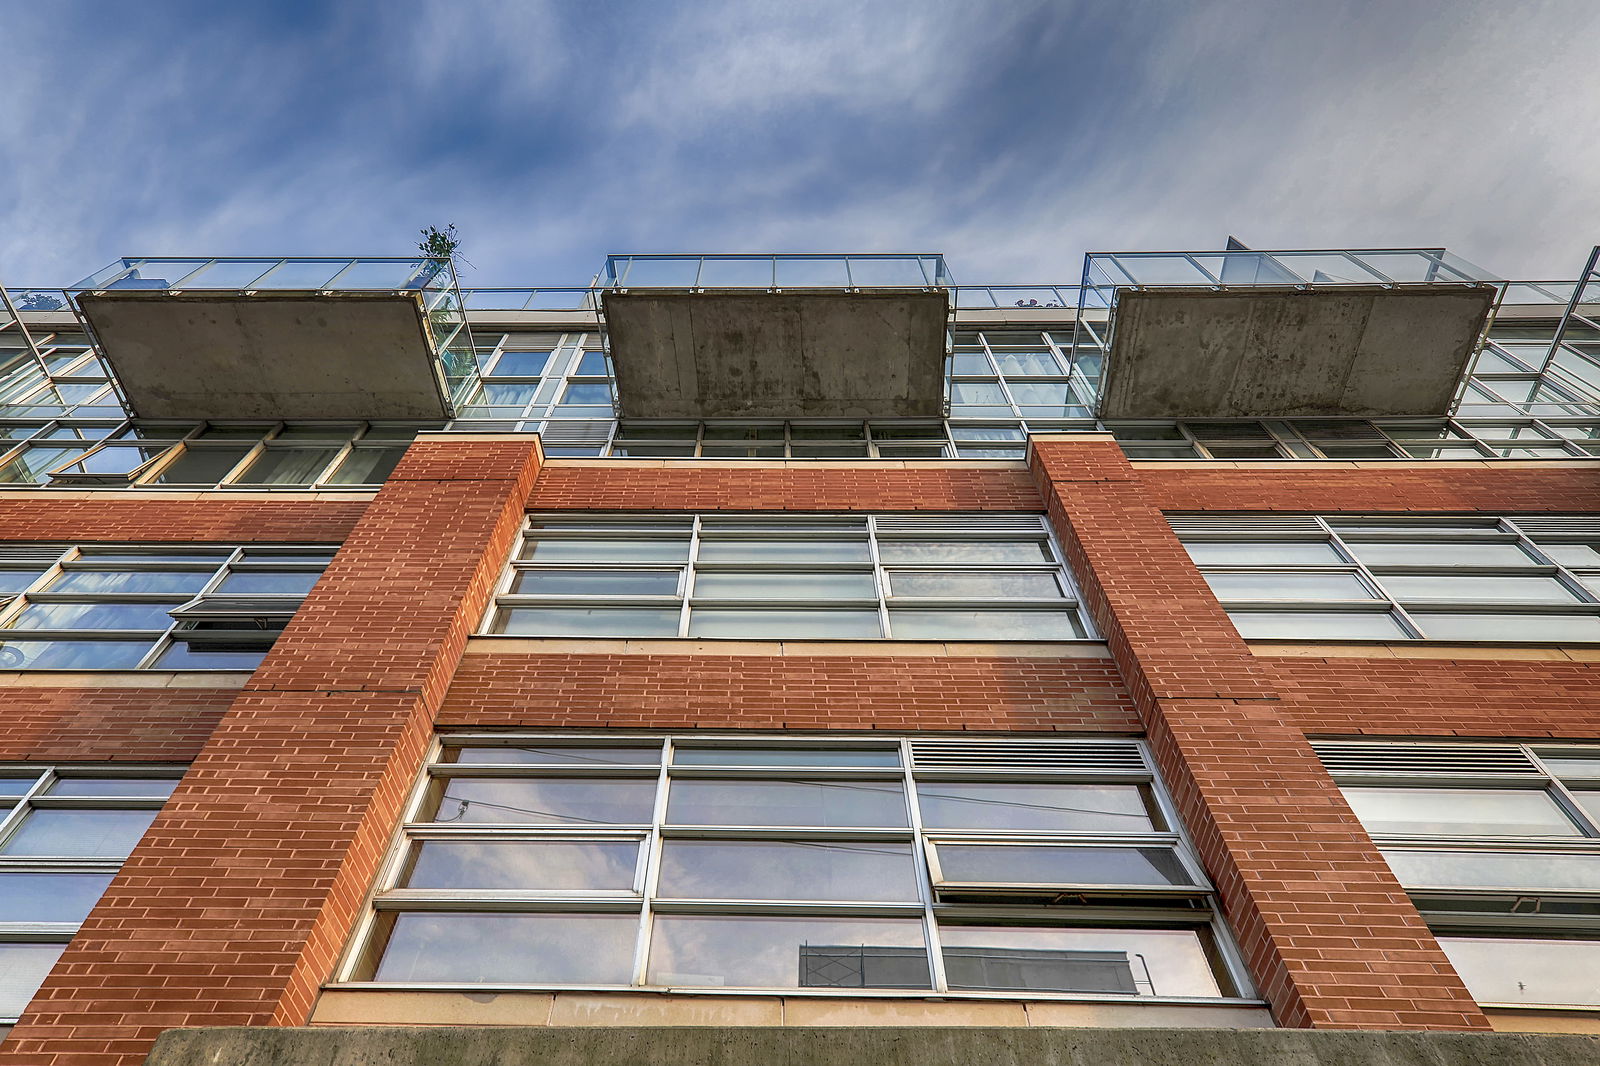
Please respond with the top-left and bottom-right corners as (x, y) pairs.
(1166, 515), (1324, 536)
(1312, 741), (1542, 778)
(541, 421), (612, 445)
(0, 544), (70, 564)
(874, 514), (1048, 535)
(1508, 517), (1600, 537)
(909, 738), (1148, 774)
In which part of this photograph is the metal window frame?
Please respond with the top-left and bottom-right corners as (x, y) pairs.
(333, 733), (1254, 1004)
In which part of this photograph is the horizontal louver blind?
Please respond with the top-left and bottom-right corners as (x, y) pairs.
(1509, 517), (1600, 537)
(1166, 515), (1324, 536)
(0, 544), (69, 564)
(540, 422), (612, 445)
(875, 514), (1046, 535)
(1312, 741), (1541, 778)
(910, 738), (1147, 774)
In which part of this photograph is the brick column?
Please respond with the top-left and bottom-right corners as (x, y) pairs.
(2, 434), (541, 1066)
(1029, 434), (1488, 1030)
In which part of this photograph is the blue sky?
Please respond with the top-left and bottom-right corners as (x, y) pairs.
(3, 0), (1599, 286)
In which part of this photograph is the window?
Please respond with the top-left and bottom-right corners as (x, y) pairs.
(487, 514), (1093, 641)
(343, 735), (1245, 1000)
(1317, 740), (1600, 1009)
(0, 544), (335, 669)
(0, 765), (180, 1029)
(1174, 515), (1600, 642)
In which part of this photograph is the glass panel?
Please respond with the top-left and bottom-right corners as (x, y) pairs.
(1534, 542), (1600, 567)
(1380, 849), (1600, 891)
(687, 608), (881, 638)
(47, 570), (211, 594)
(940, 925), (1220, 997)
(695, 539), (870, 564)
(509, 570), (679, 596)
(1539, 755), (1600, 779)
(327, 447), (406, 485)
(1438, 937), (1600, 1007)
(648, 915), (929, 990)
(433, 778), (657, 826)
(888, 572), (1062, 598)
(562, 384), (613, 405)
(46, 778), (176, 797)
(935, 844), (1193, 887)
(0, 778), (36, 795)
(888, 609), (1084, 640)
(9, 602), (178, 631)
(667, 779), (908, 828)
(491, 351), (550, 376)
(1576, 792), (1600, 825)
(916, 783), (1154, 832)
(1342, 787), (1581, 836)
(402, 839), (640, 892)
(690, 571), (875, 599)
(1228, 611), (1408, 640)
(1346, 541), (1536, 567)
(656, 840), (920, 902)
(0, 943), (65, 1017)
(1379, 574), (1580, 603)
(494, 606), (682, 637)
(0, 871), (115, 922)
(1412, 613), (1600, 642)
(519, 539), (689, 564)
(0, 640), (154, 669)
(1183, 541), (1343, 565)
(150, 643), (268, 669)
(877, 540), (1052, 564)
(0, 809), (158, 856)
(148, 446), (251, 483)
(371, 912), (637, 984)
(1203, 571), (1374, 600)
(448, 745), (660, 766)
(673, 748), (899, 768)
(0, 570), (46, 594)
(235, 447), (340, 485)
(215, 571), (321, 595)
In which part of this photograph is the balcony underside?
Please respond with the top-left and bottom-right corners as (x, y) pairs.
(77, 291), (450, 419)
(604, 290), (949, 419)
(1099, 285), (1498, 419)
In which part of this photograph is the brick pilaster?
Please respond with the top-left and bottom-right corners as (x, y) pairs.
(1, 435), (542, 1066)
(1029, 434), (1488, 1030)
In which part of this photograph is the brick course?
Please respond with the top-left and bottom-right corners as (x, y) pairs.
(0, 495), (367, 544)
(0, 685), (235, 763)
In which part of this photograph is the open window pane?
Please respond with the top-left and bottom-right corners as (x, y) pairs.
(508, 570), (679, 596)
(447, 746), (660, 766)
(935, 843), (1193, 889)
(1381, 849), (1600, 891)
(656, 840), (920, 902)
(648, 915), (929, 990)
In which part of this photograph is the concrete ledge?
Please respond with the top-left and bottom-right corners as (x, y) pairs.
(1250, 643), (1600, 663)
(145, 1025), (1600, 1066)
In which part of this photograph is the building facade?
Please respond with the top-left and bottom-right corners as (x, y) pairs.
(0, 247), (1596, 1064)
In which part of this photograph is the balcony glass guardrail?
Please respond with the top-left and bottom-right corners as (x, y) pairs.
(601, 253), (953, 289)
(1081, 247), (1498, 293)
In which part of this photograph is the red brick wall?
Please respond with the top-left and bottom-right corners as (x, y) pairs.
(1031, 438), (1489, 1031)
(1267, 656), (1600, 737)
(528, 461), (1043, 512)
(0, 686), (235, 763)
(440, 652), (1139, 733)
(0, 438), (542, 1066)
(0, 495), (367, 543)
(1140, 463), (1600, 514)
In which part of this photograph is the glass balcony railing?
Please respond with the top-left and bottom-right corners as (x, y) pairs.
(601, 253), (952, 290)
(1081, 247), (1498, 295)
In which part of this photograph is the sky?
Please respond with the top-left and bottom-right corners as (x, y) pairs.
(2, 0), (1599, 287)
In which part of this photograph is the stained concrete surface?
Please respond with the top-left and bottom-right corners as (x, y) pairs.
(78, 292), (450, 419)
(144, 1025), (1600, 1066)
(604, 290), (949, 419)
(1099, 285), (1497, 419)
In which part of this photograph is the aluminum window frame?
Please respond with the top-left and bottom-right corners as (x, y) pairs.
(0, 543), (336, 670)
(1178, 515), (1600, 643)
(0, 763), (183, 1025)
(335, 733), (1253, 1004)
(1319, 740), (1600, 1009)
(486, 513), (1097, 642)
